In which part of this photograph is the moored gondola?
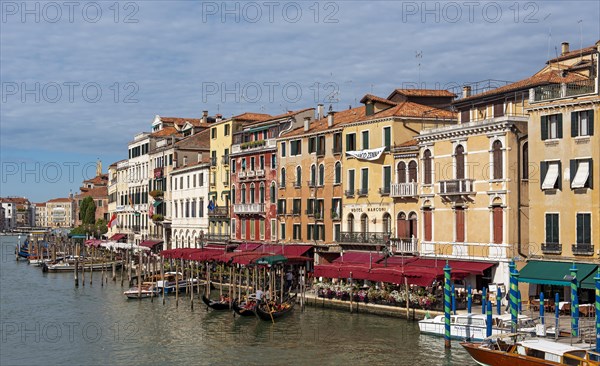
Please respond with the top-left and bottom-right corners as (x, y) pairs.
(202, 294), (231, 310)
(255, 294), (296, 321)
(232, 298), (257, 317)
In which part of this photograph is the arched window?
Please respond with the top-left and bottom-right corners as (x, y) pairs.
(334, 162), (341, 184)
(360, 214), (369, 234)
(397, 162), (406, 183)
(423, 150), (432, 184)
(522, 142), (529, 179)
(408, 161), (417, 182)
(296, 166), (302, 187)
(259, 183), (265, 204)
(231, 185), (236, 205)
(455, 145), (465, 179)
(382, 213), (391, 234)
(280, 168), (286, 187)
(241, 184), (246, 204)
(347, 213), (354, 233)
(408, 211), (418, 239)
(270, 182), (276, 203)
(318, 164), (325, 186)
(493, 140), (503, 179)
(310, 164), (316, 186)
(250, 183), (255, 204)
(397, 212), (407, 238)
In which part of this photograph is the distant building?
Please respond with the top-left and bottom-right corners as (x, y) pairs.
(34, 203), (47, 228)
(75, 160), (109, 226)
(46, 196), (75, 228)
(0, 197), (29, 230)
(0, 206), (5, 231)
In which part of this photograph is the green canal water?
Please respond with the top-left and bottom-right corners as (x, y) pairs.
(0, 235), (476, 365)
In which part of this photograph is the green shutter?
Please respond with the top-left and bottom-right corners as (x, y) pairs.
(588, 110), (594, 136)
(362, 169), (368, 191)
(384, 127), (391, 150)
(588, 158), (593, 189)
(553, 215), (559, 243)
(540, 161), (547, 190)
(541, 116), (548, 140)
(384, 166), (391, 190)
(557, 114), (563, 138)
(571, 112), (578, 137)
(545, 214), (551, 243)
(576, 214), (583, 244)
(583, 214), (591, 244)
(349, 171), (355, 191)
(570, 159), (577, 187)
(556, 161), (562, 190)
(346, 134), (350, 151)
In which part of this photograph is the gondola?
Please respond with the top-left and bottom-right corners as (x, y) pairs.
(255, 294), (297, 321)
(202, 294), (231, 310)
(232, 298), (257, 317)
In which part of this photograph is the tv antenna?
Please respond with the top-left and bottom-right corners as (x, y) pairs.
(416, 50), (423, 86)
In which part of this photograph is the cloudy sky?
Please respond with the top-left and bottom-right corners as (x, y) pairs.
(1, 1), (599, 202)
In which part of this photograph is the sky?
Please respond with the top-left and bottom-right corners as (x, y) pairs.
(1, 0), (599, 202)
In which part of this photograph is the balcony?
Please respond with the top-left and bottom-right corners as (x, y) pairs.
(356, 188), (369, 197)
(305, 210), (323, 220)
(438, 179), (475, 195)
(572, 244), (594, 256)
(345, 189), (355, 198)
(132, 225), (140, 233)
(378, 187), (390, 196)
(238, 171), (246, 179)
(206, 233), (229, 242)
(233, 203), (265, 215)
(277, 208), (287, 215)
(256, 169), (265, 177)
(391, 182), (418, 198)
(246, 170), (256, 178)
(294, 182), (302, 189)
(231, 139), (277, 154)
(388, 237), (418, 255)
(208, 206), (229, 217)
(541, 242), (562, 254)
(337, 231), (390, 245)
(292, 208), (302, 216)
(530, 79), (596, 103)
(221, 155), (230, 165)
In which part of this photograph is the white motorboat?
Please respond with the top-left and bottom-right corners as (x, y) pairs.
(124, 284), (159, 299)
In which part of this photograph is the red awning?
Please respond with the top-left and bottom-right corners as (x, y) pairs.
(407, 258), (495, 276)
(187, 248), (223, 261)
(235, 243), (262, 252)
(109, 233), (126, 241)
(332, 251), (384, 264)
(376, 256), (420, 266)
(255, 244), (312, 257)
(84, 239), (104, 247)
(139, 240), (163, 248)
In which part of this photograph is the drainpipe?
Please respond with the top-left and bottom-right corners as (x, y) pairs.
(516, 131), (528, 259)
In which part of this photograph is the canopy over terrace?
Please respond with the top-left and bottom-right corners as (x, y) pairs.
(519, 260), (598, 289)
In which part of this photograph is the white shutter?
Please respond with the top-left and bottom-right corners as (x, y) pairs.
(571, 161), (590, 188)
(541, 163), (559, 189)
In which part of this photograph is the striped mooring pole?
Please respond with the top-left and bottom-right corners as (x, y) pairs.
(467, 285), (472, 313)
(444, 261), (452, 349)
(509, 261), (519, 333)
(594, 268), (599, 356)
(486, 301), (492, 337)
(570, 264), (579, 337)
(496, 286), (502, 315)
(482, 287), (487, 314)
(539, 292), (545, 325)
(554, 292), (560, 341)
(452, 283), (456, 315)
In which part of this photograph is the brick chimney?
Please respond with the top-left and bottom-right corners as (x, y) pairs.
(327, 111), (335, 127)
(462, 86), (472, 98)
(202, 110), (208, 124)
(561, 42), (570, 55)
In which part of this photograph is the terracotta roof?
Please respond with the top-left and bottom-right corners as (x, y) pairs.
(76, 186), (108, 198)
(359, 94), (399, 106)
(47, 198), (72, 203)
(364, 100), (456, 120)
(283, 106), (367, 138)
(0, 197), (30, 204)
(172, 159), (209, 172)
(175, 128), (211, 150)
(83, 174), (108, 185)
(159, 117), (207, 127)
(456, 71), (588, 103)
(232, 112), (272, 122)
(546, 43), (598, 64)
(35, 203), (46, 207)
(151, 126), (180, 137)
(398, 139), (418, 147)
(388, 89), (456, 98)
(243, 108), (315, 128)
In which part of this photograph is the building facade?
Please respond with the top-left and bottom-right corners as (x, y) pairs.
(46, 197), (75, 228)
(34, 203), (47, 227)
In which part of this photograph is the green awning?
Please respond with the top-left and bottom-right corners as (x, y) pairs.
(256, 255), (287, 266)
(152, 201), (162, 207)
(519, 260), (597, 287)
(580, 268), (600, 290)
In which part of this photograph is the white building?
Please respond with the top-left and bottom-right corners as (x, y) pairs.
(0, 201), (17, 230)
(170, 161), (211, 248)
(34, 203), (47, 227)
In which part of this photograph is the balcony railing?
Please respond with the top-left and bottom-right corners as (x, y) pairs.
(572, 244), (593, 256)
(530, 79), (596, 103)
(338, 231), (390, 245)
(277, 207), (287, 215)
(391, 182), (418, 198)
(292, 207), (301, 215)
(541, 242), (562, 254)
(294, 182), (302, 188)
(207, 206), (229, 217)
(345, 189), (355, 197)
(132, 225), (140, 233)
(438, 179), (475, 195)
(238, 171), (246, 179)
(246, 170), (256, 178)
(256, 169), (265, 177)
(221, 155), (230, 165)
(357, 188), (369, 197)
(210, 157), (217, 167)
(388, 237), (418, 254)
(233, 203), (265, 215)
(206, 233), (229, 242)
(305, 210), (323, 219)
(378, 187), (390, 196)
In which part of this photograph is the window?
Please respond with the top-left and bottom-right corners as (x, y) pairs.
(332, 198), (341, 219)
(382, 166), (391, 194)
(293, 224), (301, 240)
(310, 165), (316, 186)
(293, 199), (301, 215)
(333, 132), (342, 153)
(423, 149), (432, 184)
(492, 140), (503, 179)
(241, 218), (246, 238)
(231, 218), (236, 238)
(461, 110), (470, 123)
(455, 207), (465, 242)
(362, 130), (369, 149)
(306, 199), (314, 215)
(493, 206), (503, 244)
(347, 169), (355, 195)
(280, 168), (286, 187)
(576, 213), (591, 245)
(318, 164), (325, 186)
(571, 110), (594, 137)
(241, 184), (246, 204)
(277, 199), (286, 214)
(493, 102), (504, 117)
(397, 162), (406, 183)
(570, 158), (592, 189)
(231, 159), (236, 173)
(308, 137), (316, 153)
(317, 136), (325, 155)
(281, 142), (287, 157)
(259, 183), (265, 203)
(211, 127), (216, 139)
(250, 219), (255, 239)
(408, 161), (417, 182)
(334, 162), (341, 184)
(271, 154), (276, 169)
(541, 161), (561, 190)
(280, 222), (286, 240)
(346, 133), (356, 151)
(455, 145), (465, 179)
(270, 182), (276, 203)
(270, 219), (276, 241)
(291, 140), (302, 155)
(522, 142), (529, 179)
(250, 184), (255, 204)
(347, 213), (354, 233)
(260, 156), (264, 170)
(360, 168), (368, 195)
(307, 224), (314, 241)
(250, 157), (255, 171)
(231, 186), (236, 205)
(193, 174), (196, 187)
(295, 166), (302, 187)
(187, 176), (190, 189)
(383, 127), (391, 151)
(259, 220), (265, 240)
(545, 213), (559, 244)
(224, 124), (230, 136)
(360, 214), (369, 234)
(334, 224), (341, 242)
(423, 208), (432, 241)
(541, 114), (563, 140)
(199, 199), (204, 217)
(382, 213), (391, 233)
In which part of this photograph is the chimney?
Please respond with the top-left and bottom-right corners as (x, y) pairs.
(304, 116), (311, 132)
(327, 111), (335, 127)
(202, 110), (208, 124)
(561, 42), (570, 55)
(183, 156), (188, 166)
(216, 114), (222, 122)
(317, 104), (324, 120)
(462, 86), (472, 98)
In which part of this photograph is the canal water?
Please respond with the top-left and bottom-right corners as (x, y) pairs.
(0, 235), (475, 365)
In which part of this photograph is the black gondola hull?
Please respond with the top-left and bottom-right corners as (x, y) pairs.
(202, 294), (231, 311)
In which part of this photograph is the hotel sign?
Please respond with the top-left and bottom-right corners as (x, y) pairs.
(346, 146), (386, 161)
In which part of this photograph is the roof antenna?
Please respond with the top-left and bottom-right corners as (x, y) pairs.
(546, 26), (552, 60)
(416, 50), (423, 87)
(577, 19), (583, 59)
